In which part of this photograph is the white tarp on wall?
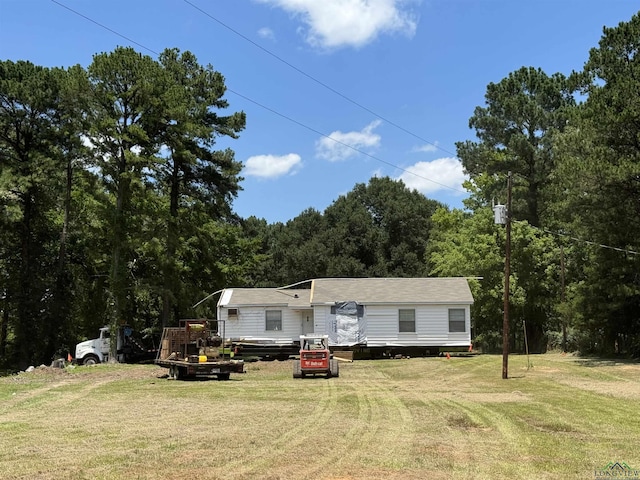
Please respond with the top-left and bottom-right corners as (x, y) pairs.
(326, 301), (366, 346)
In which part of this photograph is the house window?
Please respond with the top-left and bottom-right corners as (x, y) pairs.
(228, 308), (238, 319)
(448, 309), (466, 333)
(266, 310), (282, 331)
(399, 309), (416, 333)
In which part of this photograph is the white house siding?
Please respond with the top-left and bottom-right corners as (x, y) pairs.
(313, 306), (330, 335)
(219, 302), (471, 348)
(220, 306), (302, 343)
(316, 303), (471, 347)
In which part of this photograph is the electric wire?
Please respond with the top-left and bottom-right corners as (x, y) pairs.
(50, 0), (156, 55)
(541, 229), (639, 256)
(182, 0), (456, 158)
(227, 89), (464, 192)
(510, 220), (639, 256)
(49, 0), (467, 194)
(48, 0), (638, 257)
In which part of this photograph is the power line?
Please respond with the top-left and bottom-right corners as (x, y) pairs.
(49, 0), (467, 194)
(541, 229), (639, 256)
(50, 0), (159, 56)
(227, 89), (465, 192)
(510, 219), (639, 256)
(182, 0), (458, 158)
(33, 2), (640, 258)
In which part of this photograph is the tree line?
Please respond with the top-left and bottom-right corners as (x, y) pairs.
(429, 14), (640, 355)
(1, 47), (256, 368)
(1, 14), (639, 370)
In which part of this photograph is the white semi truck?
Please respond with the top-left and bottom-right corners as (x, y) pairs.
(74, 326), (157, 365)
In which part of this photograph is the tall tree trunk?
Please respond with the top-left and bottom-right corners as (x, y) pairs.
(0, 289), (9, 359)
(49, 157), (74, 361)
(109, 147), (129, 363)
(17, 191), (34, 369)
(161, 154), (180, 328)
(58, 159), (72, 274)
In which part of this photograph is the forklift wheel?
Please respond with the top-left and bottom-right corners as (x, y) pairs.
(329, 359), (339, 378)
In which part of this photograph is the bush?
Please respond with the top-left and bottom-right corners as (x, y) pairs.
(473, 331), (503, 354)
(546, 328), (579, 353)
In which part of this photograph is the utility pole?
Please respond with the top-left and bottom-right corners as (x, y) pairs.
(492, 172), (512, 379)
(502, 172), (512, 380)
(560, 244), (567, 352)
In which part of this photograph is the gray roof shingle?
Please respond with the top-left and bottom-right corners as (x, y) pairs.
(220, 288), (311, 307)
(310, 277), (473, 304)
(220, 278), (473, 307)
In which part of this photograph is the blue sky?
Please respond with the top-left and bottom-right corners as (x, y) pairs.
(1, 1), (638, 223)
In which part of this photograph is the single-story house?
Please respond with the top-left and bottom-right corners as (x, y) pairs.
(216, 277), (473, 351)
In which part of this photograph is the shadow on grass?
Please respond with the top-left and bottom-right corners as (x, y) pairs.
(573, 356), (639, 368)
(156, 374), (244, 382)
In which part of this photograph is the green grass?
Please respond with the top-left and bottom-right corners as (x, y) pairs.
(0, 354), (638, 479)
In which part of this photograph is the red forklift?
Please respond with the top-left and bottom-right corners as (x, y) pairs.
(293, 335), (339, 378)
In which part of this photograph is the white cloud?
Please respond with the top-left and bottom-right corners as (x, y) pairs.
(316, 120), (382, 162)
(397, 157), (468, 195)
(258, 27), (275, 41)
(412, 142), (439, 153)
(244, 153), (302, 179)
(257, 0), (417, 49)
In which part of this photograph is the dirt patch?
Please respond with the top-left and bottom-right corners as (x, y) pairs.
(7, 365), (73, 382)
(4, 363), (165, 383)
(446, 412), (485, 429)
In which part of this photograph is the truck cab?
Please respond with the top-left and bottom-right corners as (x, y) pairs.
(74, 326), (157, 365)
(75, 327), (112, 365)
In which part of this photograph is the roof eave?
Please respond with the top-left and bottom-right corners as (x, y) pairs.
(310, 300), (473, 306)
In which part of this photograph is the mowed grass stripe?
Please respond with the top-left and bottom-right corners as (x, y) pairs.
(0, 354), (639, 480)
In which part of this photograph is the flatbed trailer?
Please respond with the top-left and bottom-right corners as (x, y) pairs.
(156, 319), (244, 380)
(156, 358), (244, 380)
(228, 339), (299, 361)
